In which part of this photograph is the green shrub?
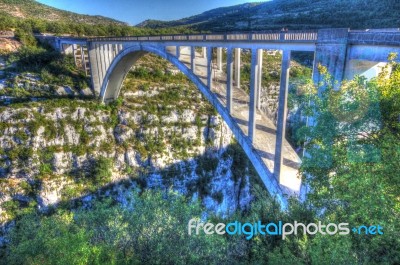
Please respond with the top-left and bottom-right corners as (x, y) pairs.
(90, 157), (113, 185)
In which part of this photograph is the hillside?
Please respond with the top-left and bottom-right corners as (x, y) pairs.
(138, 0), (400, 31)
(0, 0), (196, 37)
(0, 0), (126, 26)
(137, 2), (262, 29)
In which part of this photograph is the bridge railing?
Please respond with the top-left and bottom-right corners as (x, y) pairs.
(41, 30), (400, 45)
(283, 31), (318, 41)
(88, 30), (318, 43)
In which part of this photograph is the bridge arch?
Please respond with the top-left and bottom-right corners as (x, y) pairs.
(99, 43), (288, 207)
(101, 45), (205, 103)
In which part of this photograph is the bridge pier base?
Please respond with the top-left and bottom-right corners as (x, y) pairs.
(274, 50), (291, 183)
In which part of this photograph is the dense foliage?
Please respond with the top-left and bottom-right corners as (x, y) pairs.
(3, 190), (234, 265)
(280, 56), (400, 264)
(0, 45), (90, 95)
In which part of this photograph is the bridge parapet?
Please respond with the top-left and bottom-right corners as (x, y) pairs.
(88, 30), (318, 43)
(38, 29), (400, 47)
(349, 30), (400, 46)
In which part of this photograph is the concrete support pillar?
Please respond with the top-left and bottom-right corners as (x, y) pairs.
(248, 49), (259, 142)
(176, 46), (180, 59)
(202, 47), (207, 59)
(274, 50), (291, 183)
(72, 44), (77, 66)
(96, 45), (103, 82)
(207, 47), (212, 89)
(226, 48), (233, 114)
(103, 44), (110, 73)
(191, 46), (196, 72)
(217, 47), (223, 71)
(88, 43), (101, 96)
(234, 48), (241, 88)
(107, 44), (113, 65)
(100, 45), (107, 81)
(80, 46), (87, 75)
(256, 49), (263, 109)
(89, 43), (105, 96)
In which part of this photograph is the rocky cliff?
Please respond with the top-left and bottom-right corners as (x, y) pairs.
(0, 54), (256, 228)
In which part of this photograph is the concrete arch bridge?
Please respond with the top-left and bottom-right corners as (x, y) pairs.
(37, 28), (400, 208)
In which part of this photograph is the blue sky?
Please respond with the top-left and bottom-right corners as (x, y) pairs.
(36, 0), (264, 25)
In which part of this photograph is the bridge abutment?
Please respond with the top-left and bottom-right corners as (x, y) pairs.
(313, 28), (349, 90)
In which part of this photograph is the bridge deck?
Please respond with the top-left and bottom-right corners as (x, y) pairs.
(178, 49), (302, 194)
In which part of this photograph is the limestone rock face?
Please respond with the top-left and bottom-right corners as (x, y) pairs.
(0, 38), (21, 53)
(52, 152), (71, 174)
(0, 101), (253, 225)
(114, 124), (134, 143)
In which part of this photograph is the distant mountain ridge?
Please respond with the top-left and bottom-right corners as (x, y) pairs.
(137, 2), (262, 29)
(1, 0), (399, 36)
(137, 0), (400, 32)
(0, 0), (127, 26)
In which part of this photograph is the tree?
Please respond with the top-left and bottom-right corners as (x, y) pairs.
(296, 56), (400, 263)
(4, 190), (235, 264)
(247, 55), (400, 264)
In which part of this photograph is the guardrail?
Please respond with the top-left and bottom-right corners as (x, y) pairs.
(37, 30), (400, 46)
(88, 30), (318, 42)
